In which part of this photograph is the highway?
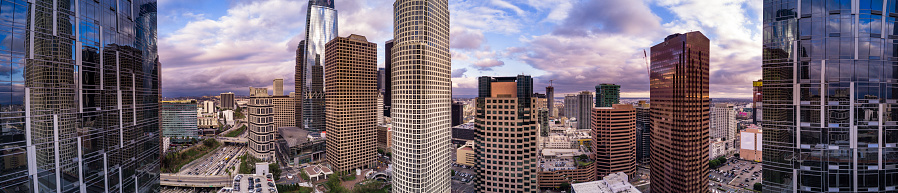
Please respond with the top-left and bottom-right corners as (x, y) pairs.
(180, 145), (246, 176)
(160, 174), (231, 188)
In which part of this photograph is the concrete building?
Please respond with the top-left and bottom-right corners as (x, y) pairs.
(634, 101), (651, 164)
(571, 172), (641, 193)
(595, 84), (620, 107)
(740, 127), (761, 162)
(451, 123), (476, 145)
(203, 100), (215, 114)
(564, 94), (578, 118)
(376, 125), (392, 150)
(577, 91), (594, 130)
(649, 31), (710, 193)
(378, 93), (385, 125)
(455, 141), (476, 167)
(538, 148), (597, 189)
(474, 75), (538, 193)
(277, 127), (326, 165)
(591, 104), (637, 178)
(248, 87), (275, 161)
(273, 78), (284, 96)
(296, 0), (337, 133)
(709, 138), (729, 160)
(710, 103), (736, 142)
(547, 86), (556, 117)
(324, 34), (378, 173)
(221, 92), (236, 109)
(222, 110), (235, 125)
(272, 95), (296, 129)
(391, 0), (452, 192)
(162, 100), (200, 139)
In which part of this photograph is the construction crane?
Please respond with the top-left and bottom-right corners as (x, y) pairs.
(643, 49), (651, 76)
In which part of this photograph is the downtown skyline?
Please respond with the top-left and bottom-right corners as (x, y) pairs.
(157, 0), (762, 98)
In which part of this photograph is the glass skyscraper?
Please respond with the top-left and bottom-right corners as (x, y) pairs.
(296, 0), (337, 133)
(0, 0), (160, 192)
(763, 0), (898, 192)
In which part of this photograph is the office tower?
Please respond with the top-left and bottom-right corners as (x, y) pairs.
(221, 92), (235, 109)
(547, 86), (555, 117)
(296, 0), (337, 132)
(324, 34), (377, 172)
(751, 80), (762, 125)
(274, 78), (284, 96)
(0, 0), (160, 192)
(383, 39), (394, 117)
(592, 104), (637, 178)
(377, 68), (386, 93)
(539, 108), (550, 137)
(161, 100), (200, 139)
(248, 87), (275, 161)
(763, 1), (898, 192)
(391, 0), (451, 192)
(203, 100), (215, 114)
(649, 31), (709, 193)
(577, 91), (594, 130)
(710, 103), (735, 141)
(564, 94), (578, 119)
(595, 84), (620, 107)
(634, 101), (651, 163)
(452, 102), (464, 126)
(534, 93), (548, 110)
(272, 95), (296, 129)
(295, 41), (305, 129)
(377, 93), (385, 125)
(473, 75), (539, 193)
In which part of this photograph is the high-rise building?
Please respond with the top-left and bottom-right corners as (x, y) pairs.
(547, 86), (556, 117)
(534, 93), (548, 110)
(203, 100), (215, 114)
(649, 31), (709, 193)
(539, 108), (550, 137)
(383, 39), (394, 118)
(452, 102), (464, 126)
(377, 68), (386, 93)
(0, 0), (160, 192)
(591, 104), (637, 178)
(595, 84), (620, 107)
(295, 41), (305, 129)
(751, 80), (761, 125)
(274, 78), (284, 96)
(296, 0), (337, 132)
(577, 91), (594, 130)
(221, 92), (235, 109)
(710, 104), (736, 145)
(162, 100), (200, 139)
(272, 95), (296, 129)
(762, 1), (898, 192)
(391, 0), (451, 192)
(378, 93), (385, 125)
(564, 94), (578, 119)
(474, 75), (539, 193)
(324, 34), (377, 173)
(248, 87), (275, 161)
(634, 101), (651, 164)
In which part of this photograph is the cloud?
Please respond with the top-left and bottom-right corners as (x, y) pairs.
(452, 68), (468, 78)
(451, 27), (485, 50)
(473, 59), (505, 71)
(554, 0), (661, 36)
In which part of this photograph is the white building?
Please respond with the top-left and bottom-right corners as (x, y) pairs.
(571, 172), (641, 193)
(222, 110), (235, 125)
(204, 100), (215, 114)
(709, 138), (730, 160)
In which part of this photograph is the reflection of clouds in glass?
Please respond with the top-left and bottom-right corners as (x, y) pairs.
(0, 82), (24, 105)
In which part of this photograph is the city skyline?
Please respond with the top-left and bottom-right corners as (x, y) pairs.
(156, 0), (762, 98)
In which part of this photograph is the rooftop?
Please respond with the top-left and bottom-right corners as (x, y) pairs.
(278, 127), (310, 147)
(571, 172), (640, 193)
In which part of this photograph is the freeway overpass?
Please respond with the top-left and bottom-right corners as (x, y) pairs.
(217, 137), (247, 144)
(160, 174), (232, 188)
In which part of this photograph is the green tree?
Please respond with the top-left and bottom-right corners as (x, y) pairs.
(269, 163), (282, 180)
(710, 159), (720, 168)
(753, 183), (762, 192)
(559, 182), (571, 191)
(578, 154), (588, 161)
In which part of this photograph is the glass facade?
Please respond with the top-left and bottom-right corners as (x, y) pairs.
(763, 0), (898, 192)
(160, 100), (198, 139)
(0, 0), (159, 192)
(297, 0), (337, 133)
(595, 83), (620, 108)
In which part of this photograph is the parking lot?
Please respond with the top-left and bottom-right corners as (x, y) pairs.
(450, 146), (475, 193)
(710, 158), (762, 190)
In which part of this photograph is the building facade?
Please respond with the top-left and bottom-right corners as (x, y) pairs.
(296, 0), (337, 132)
(248, 88), (275, 161)
(383, 39), (394, 118)
(635, 101), (651, 164)
(452, 102), (464, 126)
(577, 91), (594, 130)
(272, 95), (296, 129)
(763, 1), (898, 192)
(547, 86), (555, 117)
(162, 100), (200, 139)
(710, 103), (736, 141)
(390, 0), (452, 192)
(273, 78), (284, 96)
(591, 104), (637, 178)
(739, 127), (761, 162)
(649, 31), (710, 193)
(474, 75), (539, 193)
(0, 0), (161, 192)
(595, 84), (620, 107)
(751, 80), (762, 125)
(324, 34), (377, 173)
(221, 92), (235, 109)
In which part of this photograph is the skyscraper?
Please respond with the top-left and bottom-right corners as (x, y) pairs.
(391, 0), (451, 192)
(547, 85), (555, 117)
(0, 0), (160, 192)
(324, 34), (377, 173)
(384, 39), (394, 118)
(649, 31), (709, 193)
(710, 103), (735, 141)
(274, 78), (284, 96)
(577, 91), (594, 130)
(751, 80), (761, 125)
(635, 101), (651, 163)
(473, 75), (538, 193)
(221, 92), (235, 109)
(595, 83), (620, 107)
(564, 94), (578, 118)
(248, 87), (275, 161)
(591, 104), (637, 178)
(763, 1), (897, 192)
(296, 0), (337, 132)
(162, 100), (200, 140)
(377, 67), (386, 92)
(452, 102), (464, 126)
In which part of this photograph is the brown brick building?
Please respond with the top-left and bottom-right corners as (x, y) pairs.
(324, 34), (377, 173)
(591, 104), (637, 178)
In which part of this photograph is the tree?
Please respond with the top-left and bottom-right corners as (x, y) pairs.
(269, 163), (282, 180)
(734, 153), (740, 158)
(710, 159), (720, 168)
(559, 182), (571, 191)
(577, 154), (588, 161)
(753, 183), (762, 191)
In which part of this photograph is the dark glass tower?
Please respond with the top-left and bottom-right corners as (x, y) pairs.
(649, 31), (709, 193)
(296, 0), (337, 132)
(763, 1), (898, 192)
(0, 0), (160, 192)
(595, 83), (620, 107)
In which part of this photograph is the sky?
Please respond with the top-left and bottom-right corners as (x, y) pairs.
(158, 0), (762, 98)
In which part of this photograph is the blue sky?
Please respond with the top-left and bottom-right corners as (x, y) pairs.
(158, 0), (762, 98)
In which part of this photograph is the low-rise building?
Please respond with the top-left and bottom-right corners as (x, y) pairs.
(451, 123), (475, 145)
(740, 127), (762, 162)
(277, 127), (325, 166)
(709, 138), (729, 160)
(456, 141), (476, 167)
(538, 148), (597, 188)
(571, 172), (641, 193)
(376, 125), (392, 150)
